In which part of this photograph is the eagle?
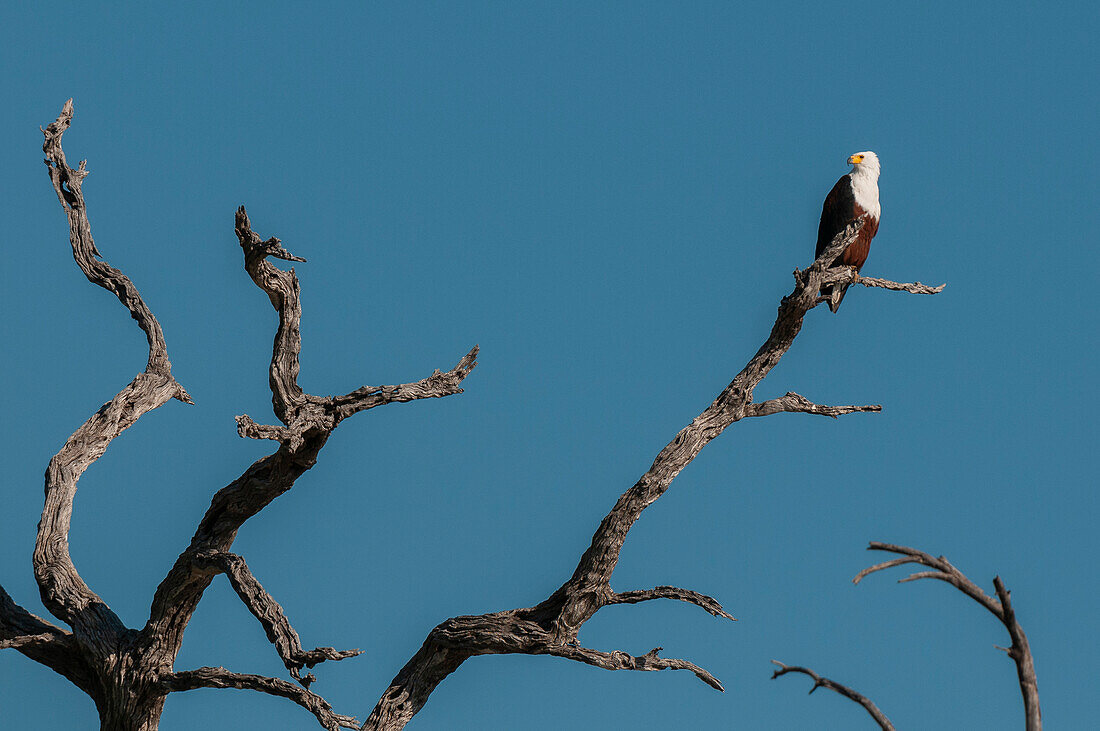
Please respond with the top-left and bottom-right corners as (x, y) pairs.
(816, 151), (881, 312)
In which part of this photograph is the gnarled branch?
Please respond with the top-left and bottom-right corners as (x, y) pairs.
(820, 267), (946, 296)
(192, 551), (361, 687)
(34, 99), (189, 648)
(548, 644), (724, 691)
(238, 345), (480, 448)
(0, 585), (94, 694)
(855, 542), (1041, 730)
(20, 102), (946, 728)
(745, 392), (881, 419)
(330, 346), (479, 421)
(608, 586), (735, 620)
(159, 667), (359, 730)
(140, 208), (477, 698)
(363, 221), (943, 729)
(771, 661), (895, 730)
(0, 633), (56, 650)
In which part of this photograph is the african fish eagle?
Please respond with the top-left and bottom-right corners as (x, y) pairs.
(816, 151), (881, 312)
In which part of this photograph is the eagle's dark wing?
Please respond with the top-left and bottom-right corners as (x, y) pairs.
(815, 174), (855, 260)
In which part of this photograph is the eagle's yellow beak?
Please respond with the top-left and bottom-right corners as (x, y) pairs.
(848, 154), (864, 165)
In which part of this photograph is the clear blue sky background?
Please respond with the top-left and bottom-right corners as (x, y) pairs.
(2, 2), (1096, 729)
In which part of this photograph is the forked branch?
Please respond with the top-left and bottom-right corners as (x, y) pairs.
(362, 220), (944, 730)
(192, 552), (362, 687)
(8, 99), (478, 729)
(770, 661), (895, 730)
(159, 668), (359, 730)
(855, 542), (1041, 730)
(28, 99), (189, 650)
(13, 100), (949, 729)
(139, 206), (477, 720)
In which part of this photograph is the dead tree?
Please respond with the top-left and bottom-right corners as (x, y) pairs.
(1, 100), (475, 730)
(0, 100), (942, 730)
(772, 543), (1040, 730)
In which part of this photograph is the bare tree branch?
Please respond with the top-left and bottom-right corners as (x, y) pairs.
(22, 101), (477, 728)
(20, 101), (948, 728)
(1, 585), (67, 646)
(159, 668), (359, 730)
(854, 543), (1001, 616)
(192, 551), (361, 687)
(361, 608), (727, 730)
(363, 220), (943, 730)
(552, 220), (898, 616)
(139, 207), (477, 699)
(40, 99), (191, 391)
(855, 275), (946, 295)
(237, 345), (480, 447)
(330, 346), (479, 421)
(993, 576), (1041, 729)
(770, 661), (895, 730)
(744, 392), (881, 419)
(855, 542), (1041, 730)
(548, 644), (724, 691)
(820, 267), (947, 296)
(34, 99), (190, 649)
(0, 585), (95, 695)
(0, 632), (55, 650)
(608, 586), (735, 621)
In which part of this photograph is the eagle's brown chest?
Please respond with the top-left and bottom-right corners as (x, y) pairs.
(837, 214), (879, 271)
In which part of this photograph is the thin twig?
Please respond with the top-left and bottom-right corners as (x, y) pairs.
(856, 543), (1040, 730)
(745, 392), (881, 419)
(771, 661), (895, 730)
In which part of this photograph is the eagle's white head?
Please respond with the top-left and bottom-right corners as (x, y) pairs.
(847, 151), (880, 178)
(847, 151), (880, 218)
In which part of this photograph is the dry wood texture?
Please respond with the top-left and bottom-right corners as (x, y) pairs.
(0, 101), (475, 730)
(0, 100), (951, 730)
(361, 221), (943, 729)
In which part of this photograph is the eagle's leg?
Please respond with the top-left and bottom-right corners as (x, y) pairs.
(850, 266), (861, 284)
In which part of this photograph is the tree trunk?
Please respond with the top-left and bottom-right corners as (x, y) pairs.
(97, 700), (165, 731)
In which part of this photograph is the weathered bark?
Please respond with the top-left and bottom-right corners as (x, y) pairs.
(1, 100), (474, 730)
(190, 551), (362, 686)
(158, 668), (360, 728)
(138, 207), (477, 677)
(2, 99), (958, 730)
(0, 586), (95, 695)
(362, 223), (945, 730)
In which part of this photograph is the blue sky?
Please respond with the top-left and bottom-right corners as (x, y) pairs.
(2, 2), (1096, 728)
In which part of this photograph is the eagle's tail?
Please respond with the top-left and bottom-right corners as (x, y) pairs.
(823, 282), (851, 313)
